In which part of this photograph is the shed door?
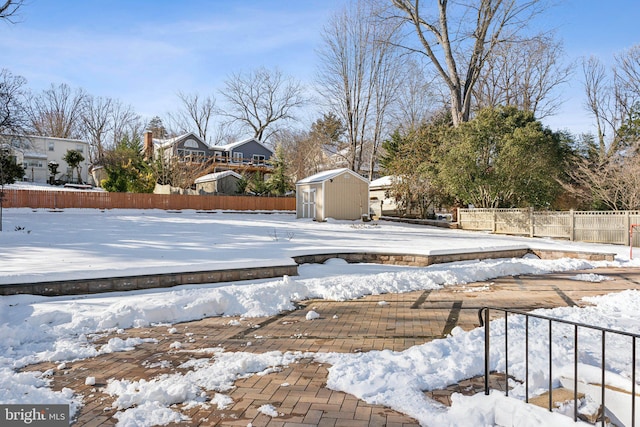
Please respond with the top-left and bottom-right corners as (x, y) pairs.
(302, 189), (316, 218)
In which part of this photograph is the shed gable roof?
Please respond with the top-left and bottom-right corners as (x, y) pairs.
(194, 170), (242, 184)
(296, 168), (368, 185)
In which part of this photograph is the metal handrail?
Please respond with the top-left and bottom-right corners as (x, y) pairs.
(478, 307), (640, 426)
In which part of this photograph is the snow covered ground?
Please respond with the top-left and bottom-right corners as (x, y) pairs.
(0, 208), (639, 426)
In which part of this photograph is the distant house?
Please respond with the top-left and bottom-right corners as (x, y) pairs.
(143, 132), (273, 174)
(194, 171), (242, 195)
(1, 134), (90, 184)
(296, 168), (369, 221)
(213, 138), (273, 170)
(369, 175), (400, 218)
(145, 132), (211, 164)
(369, 175), (436, 219)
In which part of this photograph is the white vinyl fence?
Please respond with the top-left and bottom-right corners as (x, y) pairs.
(458, 208), (640, 247)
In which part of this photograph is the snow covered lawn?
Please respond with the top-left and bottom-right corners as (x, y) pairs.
(0, 208), (639, 426)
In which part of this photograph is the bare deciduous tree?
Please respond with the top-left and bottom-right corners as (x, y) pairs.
(317, 0), (406, 177)
(81, 96), (140, 164)
(390, 0), (546, 126)
(219, 67), (307, 143)
(111, 101), (142, 146)
(82, 95), (113, 163)
(273, 129), (317, 183)
(0, 68), (26, 134)
(393, 59), (438, 132)
(615, 45), (640, 112)
(582, 56), (619, 162)
(167, 91), (216, 144)
(582, 47), (640, 163)
(566, 145), (640, 211)
(25, 83), (87, 139)
(0, 0), (23, 23)
(474, 35), (572, 119)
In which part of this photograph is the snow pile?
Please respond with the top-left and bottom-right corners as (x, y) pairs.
(570, 273), (612, 282)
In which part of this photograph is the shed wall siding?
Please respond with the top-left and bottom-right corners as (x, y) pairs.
(324, 173), (368, 220)
(314, 183), (324, 221)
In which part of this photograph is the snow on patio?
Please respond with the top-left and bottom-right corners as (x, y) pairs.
(1, 208), (639, 426)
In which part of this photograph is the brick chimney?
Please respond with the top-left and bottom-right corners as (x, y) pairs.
(143, 131), (153, 160)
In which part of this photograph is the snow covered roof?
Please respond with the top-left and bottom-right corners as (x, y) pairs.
(1, 133), (89, 145)
(153, 132), (203, 149)
(369, 175), (395, 189)
(296, 168), (368, 184)
(216, 137), (273, 154)
(194, 170), (242, 183)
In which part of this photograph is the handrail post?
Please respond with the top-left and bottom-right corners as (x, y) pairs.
(633, 336), (636, 427)
(602, 331), (606, 427)
(574, 325), (578, 422)
(505, 311), (509, 397)
(525, 315), (529, 403)
(549, 318), (553, 412)
(484, 308), (490, 395)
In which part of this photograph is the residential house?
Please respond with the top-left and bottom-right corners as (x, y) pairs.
(1, 134), (90, 184)
(143, 132), (273, 174)
(213, 138), (273, 172)
(369, 175), (437, 219)
(296, 168), (369, 221)
(369, 175), (400, 218)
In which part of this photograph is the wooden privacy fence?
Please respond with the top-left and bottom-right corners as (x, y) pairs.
(458, 208), (640, 246)
(1, 189), (296, 211)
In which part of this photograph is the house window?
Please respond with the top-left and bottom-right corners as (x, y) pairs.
(252, 154), (265, 165)
(25, 160), (44, 168)
(177, 148), (205, 162)
(76, 144), (84, 153)
(48, 141), (55, 151)
(232, 152), (243, 163)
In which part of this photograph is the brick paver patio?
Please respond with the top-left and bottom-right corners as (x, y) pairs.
(22, 267), (640, 426)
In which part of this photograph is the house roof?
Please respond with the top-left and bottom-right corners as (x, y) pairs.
(216, 137), (273, 154)
(369, 175), (395, 189)
(194, 170), (242, 184)
(153, 132), (204, 149)
(1, 133), (89, 145)
(296, 168), (368, 185)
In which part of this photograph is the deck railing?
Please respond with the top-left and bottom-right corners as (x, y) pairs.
(479, 307), (640, 426)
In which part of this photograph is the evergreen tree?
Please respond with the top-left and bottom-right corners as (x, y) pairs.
(379, 130), (404, 174)
(102, 135), (154, 193)
(437, 106), (570, 208)
(146, 116), (168, 139)
(235, 174), (249, 195)
(62, 149), (85, 184)
(0, 148), (24, 185)
(248, 172), (270, 196)
(266, 144), (292, 195)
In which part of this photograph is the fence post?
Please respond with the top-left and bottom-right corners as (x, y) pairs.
(492, 209), (497, 233)
(529, 207), (534, 238)
(569, 209), (575, 241)
(626, 211), (631, 246)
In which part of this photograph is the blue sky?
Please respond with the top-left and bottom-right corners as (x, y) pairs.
(1, 0), (639, 136)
